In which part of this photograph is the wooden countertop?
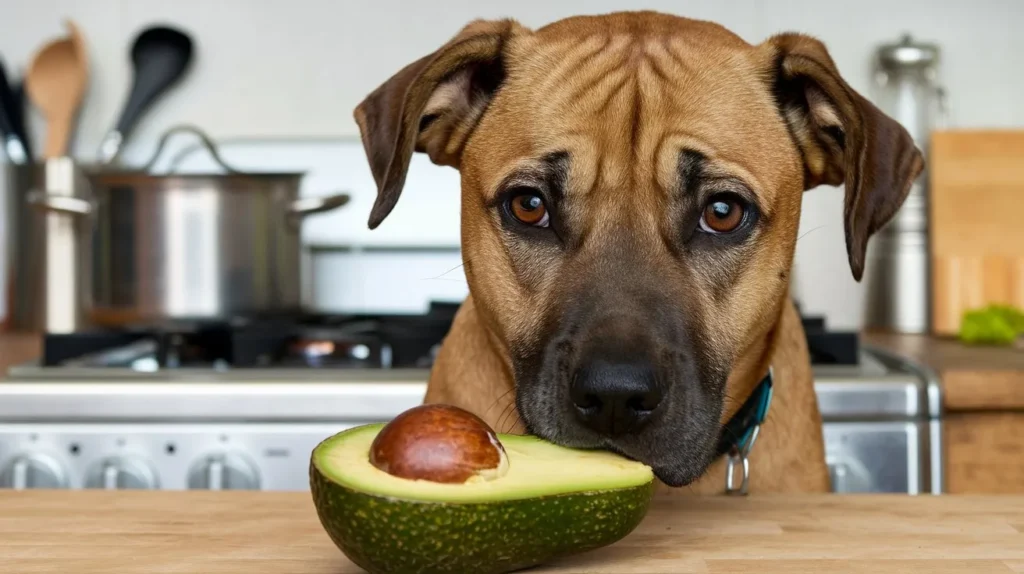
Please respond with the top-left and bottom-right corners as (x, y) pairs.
(0, 491), (1021, 573)
(0, 332), (39, 374)
(865, 332), (1024, 411)
(1, 332), (1022, 411)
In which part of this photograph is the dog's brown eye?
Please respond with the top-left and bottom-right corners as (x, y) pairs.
(700, 196), (745, 233)
(509, 193), (550, 227)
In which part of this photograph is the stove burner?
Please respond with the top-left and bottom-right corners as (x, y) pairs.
(41, 302), (460, 370)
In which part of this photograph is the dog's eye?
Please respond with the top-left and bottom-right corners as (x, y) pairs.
(700, 194), (746, 234)
(508, 192), (550, 227)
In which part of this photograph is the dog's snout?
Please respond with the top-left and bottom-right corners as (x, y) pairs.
(570, 359), (662, 436)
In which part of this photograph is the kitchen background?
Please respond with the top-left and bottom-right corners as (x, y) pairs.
(1, 0), (1021, 327)
(0, 0), (1021, 495)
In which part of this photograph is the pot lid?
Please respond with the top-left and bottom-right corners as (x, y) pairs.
(89, 124), (307, 180)
(876, 34), (940, 70)
(85, 166), (307, 180)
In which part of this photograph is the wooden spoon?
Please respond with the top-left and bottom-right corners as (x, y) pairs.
(25, 19), (89, 159)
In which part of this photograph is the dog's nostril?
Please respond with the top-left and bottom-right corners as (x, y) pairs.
(632, 384), (665, 412)
(626, 394), (654, 413)
(581, 390), (602, 409)
(576, 393), (602, 411)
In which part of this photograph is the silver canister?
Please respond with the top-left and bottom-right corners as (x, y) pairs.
(861, 34), (947, 334)
(3, 158), (93, 333)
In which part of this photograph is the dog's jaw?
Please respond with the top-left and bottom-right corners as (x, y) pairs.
(514, 386), (723, 488)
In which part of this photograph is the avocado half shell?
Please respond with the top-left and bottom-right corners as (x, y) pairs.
(309, 423), (655, 574)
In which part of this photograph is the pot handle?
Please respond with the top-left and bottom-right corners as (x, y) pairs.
(142, 124), (244, 175)
(26, 190), (93, 216)
(287, 193), (351, 219)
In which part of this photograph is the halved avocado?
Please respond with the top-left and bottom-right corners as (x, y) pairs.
(310, 423), (655, 574)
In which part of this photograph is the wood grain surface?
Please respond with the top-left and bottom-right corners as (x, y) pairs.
(929, 129), (1024, 336)
(946, 412), (1024, 494)
(0, 332), (40, 374)
(0, 491), (1022, 573)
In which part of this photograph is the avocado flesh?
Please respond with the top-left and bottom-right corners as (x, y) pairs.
(310, 423), (655, 574)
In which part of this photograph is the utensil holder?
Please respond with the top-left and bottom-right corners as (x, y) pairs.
(2, 157), (94, 333)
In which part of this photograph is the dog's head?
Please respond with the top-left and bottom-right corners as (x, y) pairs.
(353, 12), (923, 486)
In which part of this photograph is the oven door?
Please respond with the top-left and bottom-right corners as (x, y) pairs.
(822, 420), (931, 494)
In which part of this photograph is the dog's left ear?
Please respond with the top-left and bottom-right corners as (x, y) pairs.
(763, 33), (925, 281)
(353, 19), (519, 229)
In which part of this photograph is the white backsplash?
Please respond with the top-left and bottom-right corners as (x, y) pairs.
(309, 247), (467, 314)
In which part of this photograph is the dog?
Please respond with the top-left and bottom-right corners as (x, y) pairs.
(351, 11), (923, 494)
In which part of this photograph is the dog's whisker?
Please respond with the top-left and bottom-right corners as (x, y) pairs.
(498, 403), (517, 433)
(796, 225), (828, 242)
(497, 411), (512, 434)
(497, 398), (524, 434)
(494, 399), (514, 428)
(491, 409), (514, 433)
(484, 388), (516, 417)
(420, 260), (468, 282)
(503, 410), (525, 434)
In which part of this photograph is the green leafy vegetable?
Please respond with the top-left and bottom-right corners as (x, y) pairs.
(959, 304), (1024, 346)
(989, 304), (1024, 332)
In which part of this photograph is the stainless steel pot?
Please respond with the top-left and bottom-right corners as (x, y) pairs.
(26, 125), (350, 327)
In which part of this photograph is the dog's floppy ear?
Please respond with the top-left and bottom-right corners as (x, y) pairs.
(353, 19), (517, 229)
(764, 33), (924, 281)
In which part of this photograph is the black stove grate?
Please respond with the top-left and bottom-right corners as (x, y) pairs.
(801, 316), (860, 366)
(40, 302), (461, 369)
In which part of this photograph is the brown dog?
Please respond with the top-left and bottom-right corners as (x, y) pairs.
(352, 11), (923, 494)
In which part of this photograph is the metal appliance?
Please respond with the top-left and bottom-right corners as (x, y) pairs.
(3, 157), (93, 333)
(0, 304), (942, 494)
(861, 34), (947, 334)
(817, 345), (942, 494)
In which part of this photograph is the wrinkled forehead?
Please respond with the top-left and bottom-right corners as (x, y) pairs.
(463, 26), (800, 205)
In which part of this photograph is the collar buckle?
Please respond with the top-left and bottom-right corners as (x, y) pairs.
(720, 366), (774, 496)
(724, 424), (760, 495)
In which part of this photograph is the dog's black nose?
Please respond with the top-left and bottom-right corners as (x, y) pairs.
(570, 359), (662, 436)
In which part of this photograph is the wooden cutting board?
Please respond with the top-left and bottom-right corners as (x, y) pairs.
(1, 491), (1024, 573)
(930, 129), (1024, 335)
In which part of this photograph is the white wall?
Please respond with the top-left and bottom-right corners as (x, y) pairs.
(2, 0), (1023, 327)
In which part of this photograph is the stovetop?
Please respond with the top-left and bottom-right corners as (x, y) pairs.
(36, 302), (464, 372)
(16, 300), (861, 376)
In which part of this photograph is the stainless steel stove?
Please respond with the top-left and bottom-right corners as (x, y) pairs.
(0, 305), (943, 494)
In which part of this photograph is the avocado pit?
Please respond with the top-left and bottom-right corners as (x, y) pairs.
(369, 403), (510, 484)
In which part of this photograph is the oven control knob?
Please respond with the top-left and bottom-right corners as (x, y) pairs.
(84, 456), (159, 490)
(187, 452), (260, 491)
(0, 453), (68, 489)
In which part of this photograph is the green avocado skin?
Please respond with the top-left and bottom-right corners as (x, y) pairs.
(310, 462), (655, 574)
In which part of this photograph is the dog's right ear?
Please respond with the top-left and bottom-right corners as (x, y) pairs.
(353, 19), (518, 229)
